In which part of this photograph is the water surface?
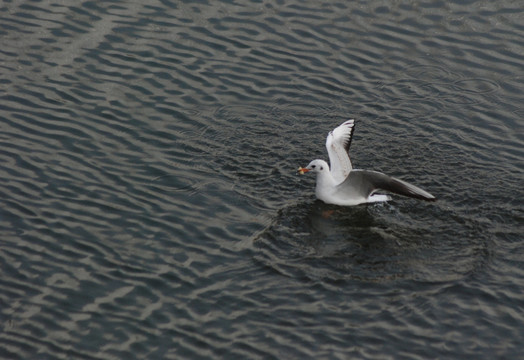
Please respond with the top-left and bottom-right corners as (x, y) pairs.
(0, 1), (523, 359)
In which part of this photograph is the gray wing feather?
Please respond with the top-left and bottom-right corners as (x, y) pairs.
(339, 170), (436, 201)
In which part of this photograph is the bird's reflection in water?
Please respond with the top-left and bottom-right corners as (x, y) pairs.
(253, 199), (416, 282)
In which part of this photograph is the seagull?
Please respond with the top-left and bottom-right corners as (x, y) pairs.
(298, 120), (436, 206)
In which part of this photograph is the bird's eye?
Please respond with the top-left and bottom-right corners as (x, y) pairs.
(311, 165), (316, 169)
(320, 166), (323, 170)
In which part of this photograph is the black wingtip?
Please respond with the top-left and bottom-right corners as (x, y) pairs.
(412, 193), (437, 202)
(344, 120), (356, 153)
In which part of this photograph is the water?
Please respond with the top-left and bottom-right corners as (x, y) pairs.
(1, 1), (523, 359)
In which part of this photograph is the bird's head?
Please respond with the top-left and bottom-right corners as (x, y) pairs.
(297, 159), (329, 175)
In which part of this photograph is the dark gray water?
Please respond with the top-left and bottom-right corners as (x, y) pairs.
(1, 0), (523, 359)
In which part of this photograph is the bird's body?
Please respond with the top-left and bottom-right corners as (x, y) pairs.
(298, 120), (435, 206)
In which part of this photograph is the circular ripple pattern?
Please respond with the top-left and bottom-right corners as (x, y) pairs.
(0, 1), (523, 359)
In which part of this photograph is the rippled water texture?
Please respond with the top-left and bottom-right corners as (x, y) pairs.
(1, 1), (523, 359)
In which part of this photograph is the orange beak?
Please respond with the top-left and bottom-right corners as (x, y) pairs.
(297, 167), (309, 175)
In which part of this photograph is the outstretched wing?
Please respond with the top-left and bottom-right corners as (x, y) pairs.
(337, 169), (436, 202)
(326, 119), (355, 184)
